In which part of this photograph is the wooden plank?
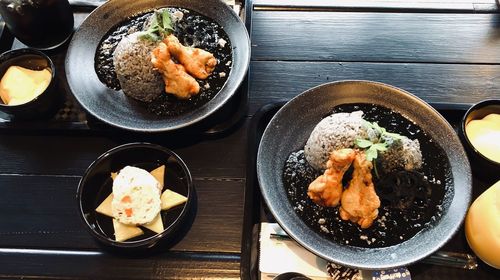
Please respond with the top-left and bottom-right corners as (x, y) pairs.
(0, 250), (240, 279)
(179, 178), (244, 253)
(252, 0), (499, 12)
(254, 0), (497, 5)
(247, 61), (500, 114)
(0, 176), (244, 253)
(0, 124), (247, 178)
(254, 0), (473, 12)
(251, 11), (500, 63)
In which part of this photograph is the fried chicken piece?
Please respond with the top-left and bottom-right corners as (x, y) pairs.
(308, 149), (356, 207)
(339, 152), (381, 229)
(164, 35), (217, 79)
(151, 42), (200, 99)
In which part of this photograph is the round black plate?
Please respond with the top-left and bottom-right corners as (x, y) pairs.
(65, 0), (250, 132)
(257, 80), (472, 269)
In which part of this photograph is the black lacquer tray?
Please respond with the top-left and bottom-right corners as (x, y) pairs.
(241, 101), (500, 280)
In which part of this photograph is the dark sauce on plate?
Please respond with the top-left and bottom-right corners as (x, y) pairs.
(94, 8), (232, 117)
(282, 104), (452, 248)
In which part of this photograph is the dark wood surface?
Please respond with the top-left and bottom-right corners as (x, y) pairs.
(0, 0), (499, 279)
(248, 61), (500, 111)
(251, 11), (500, 63)
(252, 0), (500, 12)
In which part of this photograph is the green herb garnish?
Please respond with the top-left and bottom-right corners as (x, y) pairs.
(355, 120), (405, 177)
(139, 9), (174, 41)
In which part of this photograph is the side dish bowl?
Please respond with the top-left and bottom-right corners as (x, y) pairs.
(459, 99), (500, 178)
(77, 142), (194, 251)
(257, 80), (472, 269)
(0, 48), (57, 119)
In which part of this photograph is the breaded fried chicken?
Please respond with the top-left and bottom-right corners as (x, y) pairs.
(165, 34), (217, 79)
(151, 42), (200, 99)
(308, 149), (356, 207)
(339, 152), (381, 229)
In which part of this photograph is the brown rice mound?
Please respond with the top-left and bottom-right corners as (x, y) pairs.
(113, 32), (164, 102)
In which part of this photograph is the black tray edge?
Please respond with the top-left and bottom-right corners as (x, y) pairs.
(241, 101), (286, 280)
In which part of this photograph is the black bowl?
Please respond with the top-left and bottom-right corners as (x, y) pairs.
(66, 0), (250, 132)
(0, 48), (57, 120)
(77, 143), (194, 251)
(257, 80), (472, 269)
(459, 99), (500, 180)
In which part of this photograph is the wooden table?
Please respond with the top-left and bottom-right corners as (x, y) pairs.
(0, 0), (499, 279)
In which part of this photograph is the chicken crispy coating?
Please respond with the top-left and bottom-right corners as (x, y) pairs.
(308, 149), (356, 207)
(151, 42), (200, 99)
(339, 152), (381, 229)
(165, 34), (217, 79)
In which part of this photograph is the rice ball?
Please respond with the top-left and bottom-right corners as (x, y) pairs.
(304, 111), (377, 170)
(379, 137), (423, 172)
(113, 32), (164, 102)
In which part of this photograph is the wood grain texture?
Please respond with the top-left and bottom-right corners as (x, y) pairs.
(247, 61), (500, 114)
(252, 0), (499, 12)
(0, 175), (244, 253)
(0, 250), (240, 279)
(254, 0), (497, 4)
(0, 124), (247, 179)
(251, 11), (500, 63)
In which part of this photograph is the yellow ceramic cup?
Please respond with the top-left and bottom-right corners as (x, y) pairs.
(465, 180), (500, 269)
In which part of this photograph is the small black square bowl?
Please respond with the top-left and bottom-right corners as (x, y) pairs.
(77, 143), (194, 253)
(0, 48), (58, 120)
(459, 99), (500, 180)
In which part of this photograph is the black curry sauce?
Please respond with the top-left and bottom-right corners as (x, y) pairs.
(94, 8), (232, 117)
(283, 104), (452, 248)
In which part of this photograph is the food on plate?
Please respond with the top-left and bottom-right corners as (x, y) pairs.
(112, 219), (144, 242)
(308, 148), (382, 228)
(378, 136), (422, 172)
(161, 189), (188, 210)
(151, 41), (200, 99)
(305, 109), (422, 229)
(113, 32), (164, 102)
(150, 164), (165, 187)
(339, 151), (381, 229)
(308, 148), (356, 207)
(465, 180), (500, 268)
(283, 104), (449, 248)
(164, 34), (217, 79)
(465, 113), (500, 163)
(95, 164), (188, 241)
(304, 110), (422, 172)
(115, 10), (212, 100)
(0, 65), (51, 105)
(304, 111), (376, 170)
(95, 7), (232, 116)
(95, 192), (113, 217)
(111, 166), (161, 225)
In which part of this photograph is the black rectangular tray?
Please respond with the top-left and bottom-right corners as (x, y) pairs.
(240, 101), (500, 280)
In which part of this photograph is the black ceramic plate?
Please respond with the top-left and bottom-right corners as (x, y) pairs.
(256, 80), (472, 269)
(77, 142), (194, 250)
(65, 0), (250, 132)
